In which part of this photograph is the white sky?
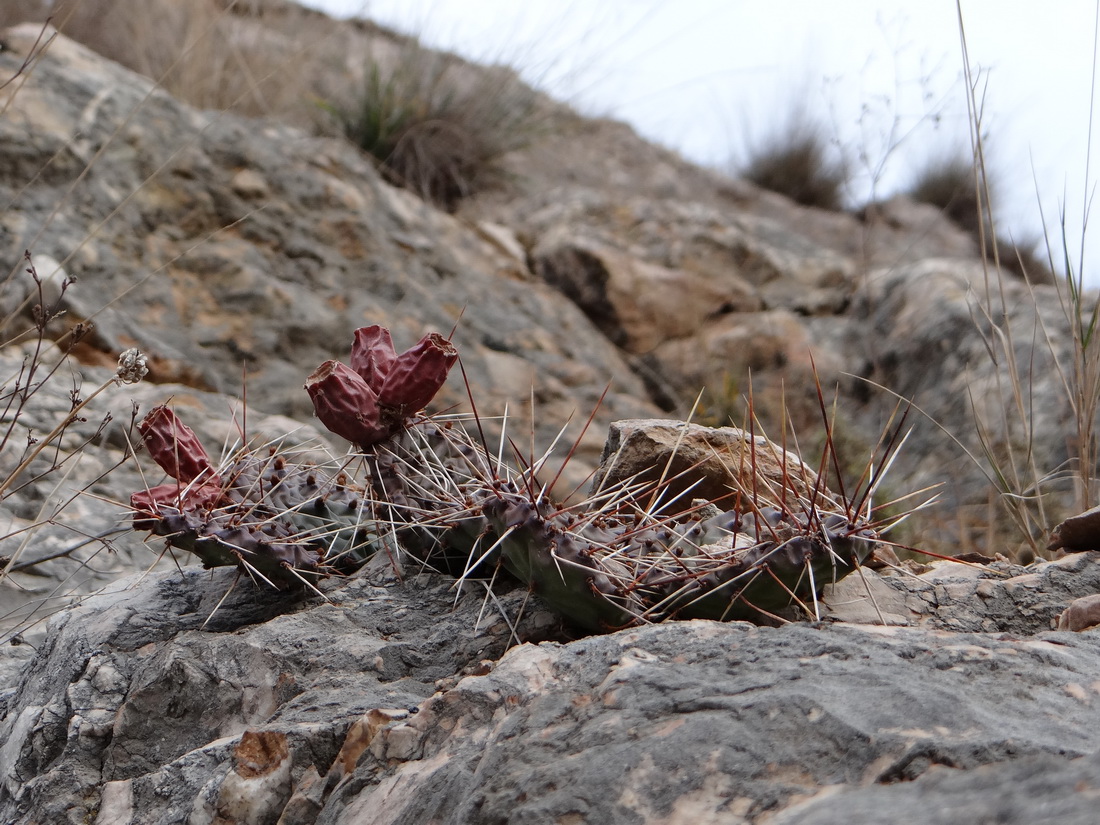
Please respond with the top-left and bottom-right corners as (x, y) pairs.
(302, 0), (1100, 282)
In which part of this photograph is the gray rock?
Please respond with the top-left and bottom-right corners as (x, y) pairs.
(1049, 505), (1100, 553)
(318, 619), (1100, 824)
(0, 563), (564, 825)
(8, 552), (1100, 824)
(0, 23), (660, 479)
(1057, 592), (1100, 631)
(591, 417), (829, 511)
(824, 551), (1100, 634)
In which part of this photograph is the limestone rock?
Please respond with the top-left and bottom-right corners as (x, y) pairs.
(0, 565), (564, 824)
(1056, 593), (1100, 632)
(0, 23), (660, 474)
(1049, 505), (1100, 553)
(824, 551), (1100, 634)
(531, 236), (762, 353)
(6, 549), (1100, 824)
(591, 417), (830, 511)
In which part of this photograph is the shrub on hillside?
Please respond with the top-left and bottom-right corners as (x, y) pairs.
(740, 120), (849, 211)
(908, 154), (984, 234)
(325, 42), (541, 211)
(907, 153), (1054, 284)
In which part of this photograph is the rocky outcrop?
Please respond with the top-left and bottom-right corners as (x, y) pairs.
(0, 23), (659, 473)
(2, 9), (1099, 824)
(4, 552), (1100, 824)
(0, 564), (563, 825)
(323, 618), (1100, 825)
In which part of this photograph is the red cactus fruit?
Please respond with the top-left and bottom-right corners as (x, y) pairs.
(350, 325), (398, 390)
(139, 406), (218, 484)
(305, 360), (392, 446)
(376, 332), (458, 415)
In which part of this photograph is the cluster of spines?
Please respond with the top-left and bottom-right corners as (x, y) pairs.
(367, 416), (881, 630)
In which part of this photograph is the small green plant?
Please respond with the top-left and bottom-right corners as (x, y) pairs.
(324, 41), (541, 210)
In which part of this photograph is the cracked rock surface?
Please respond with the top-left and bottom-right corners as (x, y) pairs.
(4, 554), (1100, 824)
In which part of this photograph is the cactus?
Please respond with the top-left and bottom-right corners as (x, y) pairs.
(366, 415), (881, 631)
(132, 325), (890, 630)
(131, 406), (391, 588)
(304, 326), (886, 630)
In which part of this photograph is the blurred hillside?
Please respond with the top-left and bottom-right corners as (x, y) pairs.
(0, 0), (1084, 561)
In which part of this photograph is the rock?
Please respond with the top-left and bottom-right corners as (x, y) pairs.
(1056, 593), (1100, 632)
(1049, 505), (1100, 553)
(493, 178), (1074, 546)
(208, 730), (293, 825)
(306, 620), (1100, 824)
(768, 750), (1100, 825)
(0, 564), (565, 824)
(532, 236), (762, 352)
(590, 418), (831, 512)
(652, 307), (823, 400)
(1, 13), (1085, 552)
(824, 551), (1100, 634)
(7, 548), (1100, 823)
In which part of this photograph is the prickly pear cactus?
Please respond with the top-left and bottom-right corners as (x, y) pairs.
(131, 325), (887, 630)
(364, 414), (881, 631)
(131, 406), (390, 588)
(310, 326), (884, 630)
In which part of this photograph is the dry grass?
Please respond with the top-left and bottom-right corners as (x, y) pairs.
(323, 38), (544, 210)
(740, 113), (849, 210)
(0, 0), (343, 122)
(948, 0), (1098, 558)
(0, 251), (146, 644)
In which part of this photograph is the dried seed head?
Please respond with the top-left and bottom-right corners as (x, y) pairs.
(116, 348), (148, 384)
(305, 360), (392, 446)
(350, 325), (398, 390)
(139, 406), (217, 483)
(376, 332), (458, 415)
